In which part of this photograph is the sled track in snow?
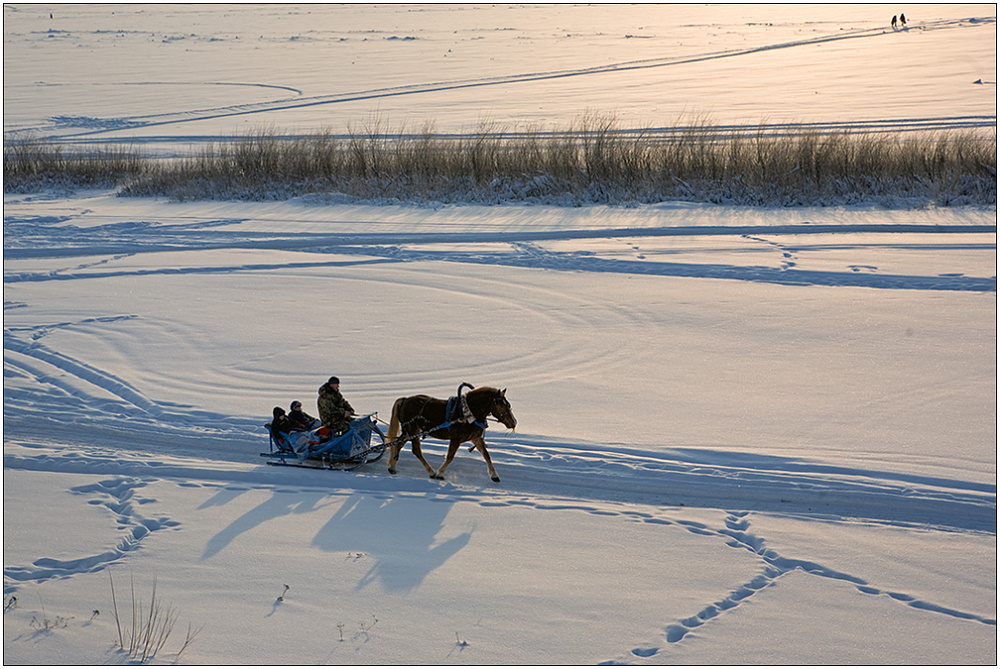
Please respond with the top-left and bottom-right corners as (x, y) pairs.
(5, 435), (995, 654)
(4, 331), (995, 534)
(13, 16), (995, 144)
(4, 315), (995, 642)
(3, 421), (995, 536)
(4, 216), (997, 293)
(4, 420), (996, 642)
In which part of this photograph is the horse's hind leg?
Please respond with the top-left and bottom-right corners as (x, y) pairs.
(472, 435), (500, 483)
(387, 440), (404, 475)
(410, 437), (439, 479)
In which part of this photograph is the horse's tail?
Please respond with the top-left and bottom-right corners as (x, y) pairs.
(388, 397), (405, 442)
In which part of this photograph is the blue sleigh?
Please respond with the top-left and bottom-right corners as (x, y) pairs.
(262, 413), (388, 470)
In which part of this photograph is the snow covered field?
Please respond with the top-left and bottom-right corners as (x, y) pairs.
(3, 4), (997, 665)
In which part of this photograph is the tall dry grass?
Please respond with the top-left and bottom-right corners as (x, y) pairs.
(4, 136), (146, 189)
(5, 118), (996, 205)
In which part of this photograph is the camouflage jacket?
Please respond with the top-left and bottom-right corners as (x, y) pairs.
(317, 383), (354, 431)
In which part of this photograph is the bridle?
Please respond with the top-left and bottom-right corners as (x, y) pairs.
(488, 393), (516, 428)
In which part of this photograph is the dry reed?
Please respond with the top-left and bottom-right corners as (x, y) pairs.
(5, 117), (995, 206)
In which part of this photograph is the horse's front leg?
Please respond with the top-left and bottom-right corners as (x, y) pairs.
(471, 435), (500, 483)
(434, 438), (463, 480)
(410, 437), (439, 479)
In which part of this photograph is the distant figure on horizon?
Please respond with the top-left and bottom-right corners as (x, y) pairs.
(891, 15), (898, 30)
(900, 13), (906, 27)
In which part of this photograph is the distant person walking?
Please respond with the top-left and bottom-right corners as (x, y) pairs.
(891, 15), (898, 30)
(899, 13), (906, 27)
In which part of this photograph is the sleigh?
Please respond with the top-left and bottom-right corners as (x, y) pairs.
(262, 413), (387, 470)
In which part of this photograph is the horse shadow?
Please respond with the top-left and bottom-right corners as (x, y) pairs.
(201, 490), (330, 560)
(311, 492), (472, 593)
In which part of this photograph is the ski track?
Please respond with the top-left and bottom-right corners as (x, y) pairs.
(9, 15), (995, 143)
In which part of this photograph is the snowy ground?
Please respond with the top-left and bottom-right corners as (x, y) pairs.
(3, 4), (997, 666)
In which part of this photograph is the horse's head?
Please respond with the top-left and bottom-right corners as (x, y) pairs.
(466, 386), (517, 430)
(489, 388), (517, 431)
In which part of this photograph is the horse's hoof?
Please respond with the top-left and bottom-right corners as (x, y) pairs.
(491, 476), (501, 483)
(431, 473), (444, 480)
(388, 468), (396, 475)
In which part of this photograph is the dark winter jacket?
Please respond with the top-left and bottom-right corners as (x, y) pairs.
(318, 383), (354, 433)
(288, 408), (316, 431)
(270, 411), (294, 444)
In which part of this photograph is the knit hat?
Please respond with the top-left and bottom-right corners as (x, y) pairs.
(328, 376), (340, 385)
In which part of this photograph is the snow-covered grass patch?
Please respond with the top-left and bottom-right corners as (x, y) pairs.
(6, 120), (997, 207)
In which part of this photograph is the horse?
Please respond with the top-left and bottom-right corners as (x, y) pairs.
(386, 386), (517, 482)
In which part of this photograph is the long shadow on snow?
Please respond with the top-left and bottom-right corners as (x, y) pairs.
(312, 491), (471, 593)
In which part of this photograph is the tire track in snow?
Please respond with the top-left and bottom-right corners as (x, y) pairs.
(45, 114), (999, 151)
(4, 314), (260, 462)
(3, 257), (649, 433)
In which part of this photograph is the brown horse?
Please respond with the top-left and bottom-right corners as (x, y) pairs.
(387, 386), (517, 482)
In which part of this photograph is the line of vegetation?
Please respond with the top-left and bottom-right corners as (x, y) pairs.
(5, 116), (996, 206)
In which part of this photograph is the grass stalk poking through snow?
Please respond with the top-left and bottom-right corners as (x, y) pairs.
(107, 569), (198, 664)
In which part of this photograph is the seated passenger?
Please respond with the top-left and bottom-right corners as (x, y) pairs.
(269, 406), (294, 449)
(288, 400), (319, 431)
